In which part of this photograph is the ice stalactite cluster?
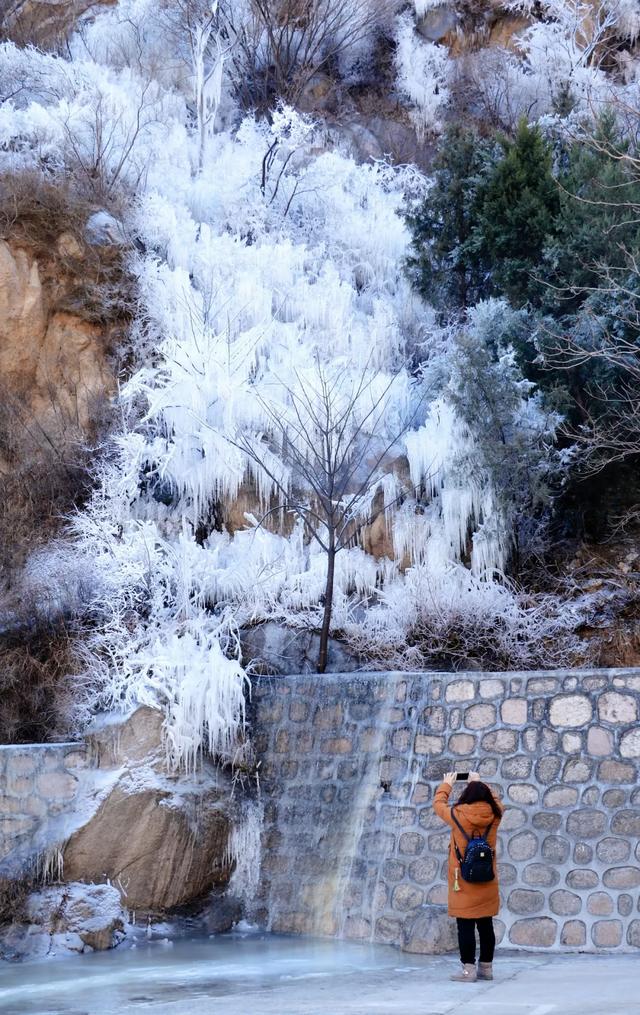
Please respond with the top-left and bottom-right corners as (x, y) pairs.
(0, 0), (582, 764)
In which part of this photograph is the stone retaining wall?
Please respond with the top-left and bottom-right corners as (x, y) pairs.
(251, 668), (640, 952)
(0, 743), (88, 873)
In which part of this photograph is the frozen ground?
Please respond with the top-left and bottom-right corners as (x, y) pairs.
(0, 933), (637, 1015)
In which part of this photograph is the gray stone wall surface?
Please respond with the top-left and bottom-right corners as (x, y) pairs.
(0, 743), (88, 873)
(251, 668), (640, 952)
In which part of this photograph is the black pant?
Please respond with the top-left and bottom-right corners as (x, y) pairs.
(456, 917), (495, 964)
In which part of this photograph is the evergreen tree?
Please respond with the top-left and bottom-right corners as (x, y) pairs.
(542, 110), (640, 314)
(472, 118), (560, 307)
(405, 125), (495, 310)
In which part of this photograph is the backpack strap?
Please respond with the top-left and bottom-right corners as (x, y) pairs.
(450, 804), (469, 865)
(483, 818), (495, 838)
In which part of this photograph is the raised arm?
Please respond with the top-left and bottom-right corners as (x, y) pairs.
(433, 772), (456, 827)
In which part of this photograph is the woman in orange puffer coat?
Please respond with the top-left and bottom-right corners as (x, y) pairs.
(433, 771), (503, 983)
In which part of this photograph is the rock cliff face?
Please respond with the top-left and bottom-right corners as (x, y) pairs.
(0, 239), (115, 437)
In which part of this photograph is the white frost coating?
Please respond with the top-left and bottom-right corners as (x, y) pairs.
(0, 4), (572, 756)
(395, 13), (450, 136)
(226, 801), (263, 908)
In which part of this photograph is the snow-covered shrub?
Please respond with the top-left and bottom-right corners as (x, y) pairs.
(344, 562), (583, 671)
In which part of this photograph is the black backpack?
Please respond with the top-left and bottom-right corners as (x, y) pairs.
(451, 805), (495, 883)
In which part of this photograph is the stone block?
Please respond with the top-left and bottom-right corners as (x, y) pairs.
(274, 730), (290, 753)
(610, 808), (640, 836)
(408, 857), (439, 883)
(602, 866), (640, 889)
(509, 917), (557, 947)
(566, 809), (607, 838)
(427, 831), (450, 854)
(314, 703), (344, 729)
(541, 835), (570, 864)
(591, 920), (623, 948)
(597, 692), (637, 725)
(448, 733), (476, 755)
(421, 706), (446, 732)
(414, 734), (444, 755)
(616, 897), (632, 921)
(464, 703), (496, 730)
(587, 726), (613, 757)
(398, 832), (425, 856)
(602, 788), (626, 808)
(6, 775), (35, 798)
(391, 728), (412, 752)
(322, 737), (353, 755)
(496, 862), (517, 885)
(7, 753), (37, 777)
(526, 677), (559, 694)
(500, 807), (526, 831)
(391, 884), (424, 911)
(535, 756), (562, 784)
(620, 729), (640, 759)
(597, 837), (630, 865)
(549, 890), (581, 916)
(628, 920), (640, 948)
(507, 889), (544, 915)
(532, 812), (562, 832)
(344, 916), (371, 940)
(573, 842), (593, 864)
(477, 758), (498, 777)
(427, 883), (448, 904)
(598, 759), (636, 783)
(562, 733), (582, 754)
(541, 728), (559, 752)
(587, 892), (614, 916)
(479, 679), (504, 699)
(63, 750), (89, 770)
(522, 727), (538, 752)
(507, 830), (538, 861)
(411, 782), (431, 805)
(290, 701), (309, 722)
(508, 783), (538, 805)
(375, 916), (403, 943)
(402, 905), (457, 954)
(581, 785), (599, 805)
(563, 758), (593, 783)
(501, 699), (527, 725)
(481, 730), (517, 753)
(449, 708), (462, 730)
(295, 729), (316, 752)
(561, 920), (586, 946)
(395, 681), (407, 703)
(566, 869), (599, 890)
(549, 694), (592, 728)
(382, 859), (405, 881)
(35, 772), (77, 801)
(501, 756), (532, 779)
(543, 785), (578, 808)
(523, 863), (560, 887)
(445, 680), (475, 703)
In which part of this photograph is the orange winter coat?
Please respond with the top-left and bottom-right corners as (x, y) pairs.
(433, 782), (502, 919)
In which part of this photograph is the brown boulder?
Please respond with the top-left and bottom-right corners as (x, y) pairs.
(63, 781), (231, 911)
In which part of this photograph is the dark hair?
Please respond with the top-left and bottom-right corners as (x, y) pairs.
(458, 780), (502, 819)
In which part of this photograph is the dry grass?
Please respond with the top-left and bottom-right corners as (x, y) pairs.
(0, 615), (83, 744)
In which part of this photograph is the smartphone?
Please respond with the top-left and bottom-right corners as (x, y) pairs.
(456, 772), (469, 781)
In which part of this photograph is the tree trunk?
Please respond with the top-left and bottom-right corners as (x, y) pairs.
(317, 536), (335, 674)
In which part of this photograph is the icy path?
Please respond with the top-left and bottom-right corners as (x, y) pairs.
(0, 934), (636, 1015)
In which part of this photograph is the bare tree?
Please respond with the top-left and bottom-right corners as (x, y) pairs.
(219, 0), (395, 109)
(156, 0), (227, 171)
(232, 357), (425, 672)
